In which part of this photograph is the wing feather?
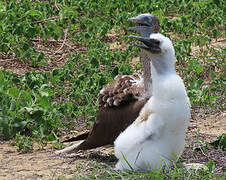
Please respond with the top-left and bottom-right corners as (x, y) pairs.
(98, 75), (145, 107)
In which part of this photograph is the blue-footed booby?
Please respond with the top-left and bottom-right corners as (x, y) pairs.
(56, 14), (160, 155)
(114, 33), (191, 171)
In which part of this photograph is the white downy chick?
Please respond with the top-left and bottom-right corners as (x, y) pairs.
(114, 33), (190, 171)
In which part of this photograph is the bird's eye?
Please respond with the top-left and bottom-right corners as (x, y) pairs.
(148, 18), (152, 23)
(143, 17), (152, 25)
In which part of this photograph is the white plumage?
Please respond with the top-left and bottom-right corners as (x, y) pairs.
(114, 33), (190, 171)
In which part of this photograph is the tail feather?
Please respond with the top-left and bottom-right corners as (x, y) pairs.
(62, 132), (89, 143)
(55, 141), (83, 154)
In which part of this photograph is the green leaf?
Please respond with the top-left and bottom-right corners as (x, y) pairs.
(24, 107), (33, 113)
(46, 132), (58, 141)
(25, 10), (43, 18)
(8, 88), (20, 98)
(39, 96), (50, 109)
(39, 90), (49, 97)
(203, 160), (215, 172)
(10, 100), (16, 111)
(1, 43), (9, 52)
(0, 1), (6, 12)
(12, 121), (27, 128)
(209, 133), (226, 150)
(121, 152), (134, 171)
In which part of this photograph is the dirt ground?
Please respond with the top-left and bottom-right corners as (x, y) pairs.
(0, 115), (225, 180)
(0, 141), (116, 179)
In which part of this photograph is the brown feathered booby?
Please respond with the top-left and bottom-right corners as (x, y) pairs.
(56, 14), (160, 155)
(99, 14), (160, 107)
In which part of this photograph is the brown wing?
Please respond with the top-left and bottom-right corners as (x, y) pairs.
(74, 98), (147, 150)
(98, 75), (145, 107)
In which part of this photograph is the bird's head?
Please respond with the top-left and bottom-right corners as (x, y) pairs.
(128, 14), (160, 37)
(130, 33), (174, 58)
(130, 33), (175, 74)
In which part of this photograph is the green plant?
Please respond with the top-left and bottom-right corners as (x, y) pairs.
(12, 133), (34, 153)
(209, 133), (226, 151)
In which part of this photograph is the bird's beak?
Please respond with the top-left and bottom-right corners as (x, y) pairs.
(129, 35), (161, 54)
(128, 15), (154, 37)
(128, 26), (152, 33)
(128, 16), (147, 24)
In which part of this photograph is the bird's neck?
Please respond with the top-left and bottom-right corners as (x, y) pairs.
(150, 55), (176, 87)
(141, 49), (152, 92)
(151, 55), (175, 76)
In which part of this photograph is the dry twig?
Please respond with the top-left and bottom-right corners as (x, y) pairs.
(54, 29), (68, 55)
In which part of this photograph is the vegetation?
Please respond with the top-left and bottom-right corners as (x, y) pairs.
(56, 157), (224, 179)
(0, 0), (225, 178)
